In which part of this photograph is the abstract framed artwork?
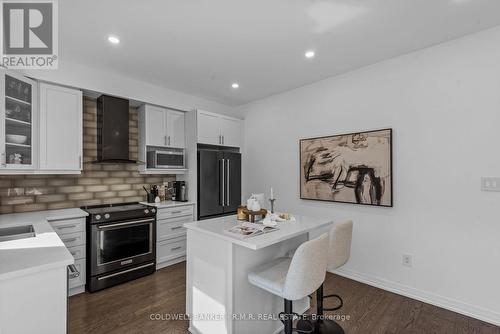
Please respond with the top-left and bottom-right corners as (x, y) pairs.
(300, 128), (393, 207)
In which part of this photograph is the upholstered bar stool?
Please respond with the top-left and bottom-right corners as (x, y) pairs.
(248, 233), (329, 334)
(298, 220), (353, 334)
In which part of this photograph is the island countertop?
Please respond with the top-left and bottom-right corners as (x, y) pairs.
(0, 208), (88, 281)
(183, 214), (332, 250)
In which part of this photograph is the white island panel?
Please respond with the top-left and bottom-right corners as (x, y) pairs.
(185, 215), (333, 334)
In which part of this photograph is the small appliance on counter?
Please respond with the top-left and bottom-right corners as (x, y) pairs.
(170, 181), (188, 202)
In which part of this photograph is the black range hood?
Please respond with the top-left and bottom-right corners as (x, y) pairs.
(94, 95), (137, 164)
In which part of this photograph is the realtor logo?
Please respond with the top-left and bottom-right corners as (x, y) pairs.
(1, 0), (58, 69)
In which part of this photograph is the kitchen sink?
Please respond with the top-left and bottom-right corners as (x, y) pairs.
(0, 225), (36, 242)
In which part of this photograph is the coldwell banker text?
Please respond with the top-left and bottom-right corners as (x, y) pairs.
(1, 0), (58, 69)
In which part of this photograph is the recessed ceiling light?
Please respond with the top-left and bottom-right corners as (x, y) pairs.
(305, 50), (315, 59)
(107, 35), (120, 44)
(231, 83), (239, 89)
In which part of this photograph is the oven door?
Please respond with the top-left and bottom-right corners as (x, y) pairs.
(90, 218), (156, 276)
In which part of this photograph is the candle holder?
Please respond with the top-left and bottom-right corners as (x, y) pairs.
(268, 198), (276, 213)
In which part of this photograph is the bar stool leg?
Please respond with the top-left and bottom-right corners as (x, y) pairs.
(297, 284), (345, 334)
(284, 299), (293, 334)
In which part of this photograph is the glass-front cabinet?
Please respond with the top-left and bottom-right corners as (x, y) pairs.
(0, 70), (37, 170)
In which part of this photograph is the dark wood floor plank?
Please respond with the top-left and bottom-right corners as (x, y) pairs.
(69, 262), (498, 334)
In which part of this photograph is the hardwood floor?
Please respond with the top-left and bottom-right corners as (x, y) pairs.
(69, 262), (499, 334)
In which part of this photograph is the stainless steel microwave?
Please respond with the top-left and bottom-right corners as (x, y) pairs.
(147, 148), (185, 169)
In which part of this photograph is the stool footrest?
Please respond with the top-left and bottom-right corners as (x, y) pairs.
(323, 294), (343, 311)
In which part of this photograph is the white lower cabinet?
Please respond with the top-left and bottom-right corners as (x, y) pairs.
(157, 236), (187, 267)
(156, 204), (194, 269)
(67, 244), (85, 260)
(48, 217), (86, 296)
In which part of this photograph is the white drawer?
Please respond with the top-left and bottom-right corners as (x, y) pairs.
(157, 215), (192, 241)
(157, 236), (186, 264)
(157, 205), (194, 220)
(67, 244), (85, 260)
(69, 258), (86, 289)
(59, 231), (85, 248)
(50, 218), (85, 236)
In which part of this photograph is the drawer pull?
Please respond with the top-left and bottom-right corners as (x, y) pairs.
(62, 237), (78, 243)
(171, 226), (183, 230)
(170, 246), (182, 251)
(171, 211), (182, 214)
(57, 224), (77, 230)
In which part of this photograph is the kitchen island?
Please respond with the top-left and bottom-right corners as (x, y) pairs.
(0, 208), (88, 334)
(184, 214), (333, 334)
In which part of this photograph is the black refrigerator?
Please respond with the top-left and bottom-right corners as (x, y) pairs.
(198, 148), (241, 220)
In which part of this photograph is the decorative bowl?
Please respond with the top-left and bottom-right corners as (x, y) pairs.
(6, 134), (28, 145)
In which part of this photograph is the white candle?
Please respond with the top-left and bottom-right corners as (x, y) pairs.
(270, 187), (274, 199)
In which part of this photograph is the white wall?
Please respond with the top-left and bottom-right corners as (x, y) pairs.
(20, 60), (234, 114)
(238, 26), (500, 325)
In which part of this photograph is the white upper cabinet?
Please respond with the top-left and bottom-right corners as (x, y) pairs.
(39, 83), (82, 172)
(197, 110), (221, 146)
(0, 71), (38, 171)
(140, 104), (186, 148)
(146, 105), (167, 147)
(167, 110), (185, 149)
(197, 110), (242, 147)
(219, 116), (241, 148)
(0, 69), (83, 174)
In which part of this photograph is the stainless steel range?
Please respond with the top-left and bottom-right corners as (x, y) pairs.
(83, 203), (157, 292)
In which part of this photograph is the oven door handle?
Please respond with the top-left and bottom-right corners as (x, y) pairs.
(97, 262), (155, 281)
(97, 218), (155, 230)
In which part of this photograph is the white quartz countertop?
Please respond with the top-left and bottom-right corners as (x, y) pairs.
(140, 201), (195, 209)
(184, 215), (333, 250)
(0, 208), (88, 281)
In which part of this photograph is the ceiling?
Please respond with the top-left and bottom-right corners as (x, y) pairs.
(60, 0), (500, 106)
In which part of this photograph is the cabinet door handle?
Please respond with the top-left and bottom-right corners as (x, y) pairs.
(171, 226), (183, 230)
(79, 155), (82, 169)
(62, 237), (77, 243)
(226, 159), (230, 206)
(57, 224), (77, 230)
(171, 246), (182, 251)
(221, 158), (225, 207)
(164, 135), (167, 146)
(1, 152), (6, 167)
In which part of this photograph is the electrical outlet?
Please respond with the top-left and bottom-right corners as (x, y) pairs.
(402, 254), (412, 267)
(481, 177), (500, 192)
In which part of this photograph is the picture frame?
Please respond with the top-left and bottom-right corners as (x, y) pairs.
(300, 128), (393, 207)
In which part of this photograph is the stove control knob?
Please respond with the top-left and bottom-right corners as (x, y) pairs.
(144, 209), (150, 214)
(104, 213), (110, 219)
(95, 214), (101, 220)
(151, 208), (156, 213)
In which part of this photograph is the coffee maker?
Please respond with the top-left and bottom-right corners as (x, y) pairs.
(171, 181), (187, 202)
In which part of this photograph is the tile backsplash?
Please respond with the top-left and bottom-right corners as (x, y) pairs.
(0, 97), (175, 214)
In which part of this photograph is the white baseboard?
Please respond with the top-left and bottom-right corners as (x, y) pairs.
(69, 285), (85, 297)
(333, 268), (500, 327)
(156, 256), (186, 270)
